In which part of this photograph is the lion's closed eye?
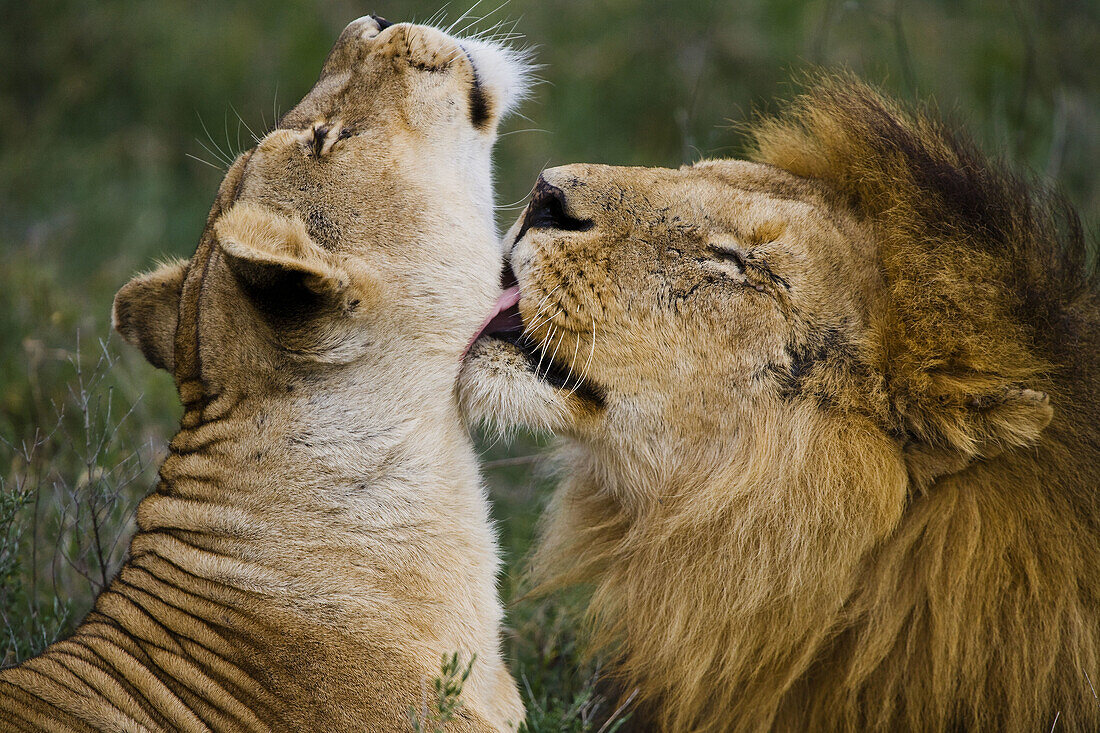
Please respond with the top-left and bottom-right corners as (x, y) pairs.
(707, 242), (747, 271)
(701, 241), (782, 295)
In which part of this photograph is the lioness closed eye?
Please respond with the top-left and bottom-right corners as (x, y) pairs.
(460, 76), (1099, 731)
(1, 16), (530, 732)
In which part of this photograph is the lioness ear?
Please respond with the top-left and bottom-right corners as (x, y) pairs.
(112, 260), (188, 372)
(214, 202), (353, 310)
(903, 387), (1053, 490)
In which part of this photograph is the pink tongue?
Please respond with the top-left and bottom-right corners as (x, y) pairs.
(485, 286), (522, 332)
(463, 286), (522, 359)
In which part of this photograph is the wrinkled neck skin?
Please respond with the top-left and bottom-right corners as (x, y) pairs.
(122, 346), (516, 726)
(149, 354), (483, 606)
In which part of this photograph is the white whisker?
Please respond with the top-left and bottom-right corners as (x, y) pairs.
(195, 136), (231, 168)
(196, 112), (234, 166)
(564, 317), (598, 401)
(533, 325), (553, 378)
(496, 184), (538, 210)
(454, 0), (511, 38)
(272, 81), (281, 131)
(230, 102), (261, 145)
(565, 328), (581, 384)
(446, 0), (483, 34)
(424, 4), (451, 27)
(542, 328), (566, 382)
(497, 128), (549, 137)
(525, 307), (563, 339)
(523, 286), (563, 334)
(223, 109), (236, 160)
(524, 284), (561, 327)
(185, 153), (224, 172)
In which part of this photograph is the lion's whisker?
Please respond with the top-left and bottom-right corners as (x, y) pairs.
(564, 317), (598, 402)
(523, 284), (562, 332)
(541, 328), (566, 383)
(524, 305), (562, 337)
(532, 325), (553, 378)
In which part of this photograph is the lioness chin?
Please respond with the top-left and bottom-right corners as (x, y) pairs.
(459, 76), (1099, 732)
(1, 15), (530, 732)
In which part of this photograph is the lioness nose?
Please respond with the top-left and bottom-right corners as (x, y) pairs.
(371, 14), (394, 30)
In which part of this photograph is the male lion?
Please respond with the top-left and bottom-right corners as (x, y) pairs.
(1, 16), (530, 731)
(460, 77), (1100, 731)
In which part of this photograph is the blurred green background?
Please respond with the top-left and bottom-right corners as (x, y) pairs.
(1, 0), (1097, 723)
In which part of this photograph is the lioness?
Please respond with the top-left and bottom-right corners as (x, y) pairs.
(1, 16), (529, 731)
(460, 77), (1100, 731)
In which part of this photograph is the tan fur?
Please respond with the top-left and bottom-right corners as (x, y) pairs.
(2, 16), (531, 732)
(460, 76), (1100, 731)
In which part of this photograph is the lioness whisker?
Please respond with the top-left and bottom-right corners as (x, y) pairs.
(454, 0), (512, 38)
(195, 112), (234, 166)
(223, 109), (239, 161)
(468, 17), (520, 43)
(185, 153), (225, 172)
(446, 0), (482, 35)
(230, 102), (262, 146)
(423, 4), (451, 28)
(271, 81), (281, 133)
(497, 128), (550, 137)
(195, 137), (231, 168)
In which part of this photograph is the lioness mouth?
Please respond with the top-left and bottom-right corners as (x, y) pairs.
(466, 261), (604, 404)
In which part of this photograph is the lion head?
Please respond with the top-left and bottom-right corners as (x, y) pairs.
(460, 77), (1099, 730)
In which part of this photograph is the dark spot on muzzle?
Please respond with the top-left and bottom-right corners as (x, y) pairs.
(465, 55), (493, 131)
(371, 14), (394, 30)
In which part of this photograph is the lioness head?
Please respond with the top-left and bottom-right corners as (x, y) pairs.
(458, 77), (1097, 730)
(103, 16), (531, 729)
(113, 15), (530, 400)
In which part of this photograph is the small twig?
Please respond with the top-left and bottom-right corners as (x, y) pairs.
(482, 454), (542, 470)
(890, 0), (917, 95)
(597, 688), (638, 733)
(1045, 89), (1068, 181)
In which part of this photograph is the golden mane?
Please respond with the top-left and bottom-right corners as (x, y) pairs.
(748, 75), (1095, 456)
(517, 77), (1100, 730)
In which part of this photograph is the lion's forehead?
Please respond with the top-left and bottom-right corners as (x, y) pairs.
(593, 173), (844, 264)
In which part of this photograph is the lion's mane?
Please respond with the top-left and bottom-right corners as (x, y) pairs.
(533, 77), (1100, 731)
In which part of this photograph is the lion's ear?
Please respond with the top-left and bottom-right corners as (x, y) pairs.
(112, 260), (188, 372)
(215, 202), (353, 310)
(903, 386), (1053, 490)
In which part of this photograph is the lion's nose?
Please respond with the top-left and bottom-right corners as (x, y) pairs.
(515, 176), (594, 242)
(370, 14), (394, 30)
